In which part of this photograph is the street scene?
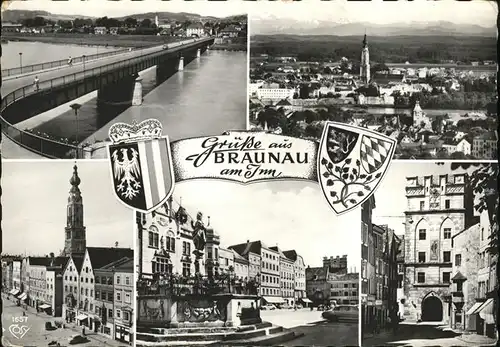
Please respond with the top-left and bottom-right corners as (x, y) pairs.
(1, 1), (247, 159)
(135, 181), (359, 346)
(249, 1), (497, 159)
(1, 161), (133, 346)
(361, 161), (498, 346)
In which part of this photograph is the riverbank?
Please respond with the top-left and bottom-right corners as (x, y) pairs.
(211, 42), (247, 51)
(2, 33), (178, 48)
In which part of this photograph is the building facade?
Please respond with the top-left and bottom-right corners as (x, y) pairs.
(219, 248), (234, 273)
(113, 259), (134, 345)
(450, 223), (480, 330)
(270, 246), (295, 306)
(361, 196), (377, 333)
(283, 251), (307, 304)
(403, 174), (468, 323)
(328, 272), (359, 305)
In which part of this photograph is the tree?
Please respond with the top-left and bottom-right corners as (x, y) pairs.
(140, 18), (152, 28)
(124, 17), (138, 28)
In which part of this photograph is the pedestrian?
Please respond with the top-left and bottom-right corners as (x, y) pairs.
(33, 76), (40, 92)
(68, 56), (73, 66)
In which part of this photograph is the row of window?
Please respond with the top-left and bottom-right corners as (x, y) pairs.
(280, 272), (294, 280)
(419, 199), (451, 210)
(331, 291), (358, 297)
(417, 271), (451, 284)
(418, 251), (451, 263)
(261, 287), (280, 296)
(418, 228), (452, 240)
(330, 283), (357, 289)
(95, 306), (131, 321)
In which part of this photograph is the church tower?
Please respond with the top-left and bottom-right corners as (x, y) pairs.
(360, 34), (370, 85)
(63, 165), (86, 256)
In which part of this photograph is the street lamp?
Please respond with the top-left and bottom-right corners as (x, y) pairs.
(82, 55), (86, 78)
(19, 52), (23, 73)
(70, 103), (82, 158)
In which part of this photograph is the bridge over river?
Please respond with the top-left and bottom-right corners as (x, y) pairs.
(1, 37), (214, 159)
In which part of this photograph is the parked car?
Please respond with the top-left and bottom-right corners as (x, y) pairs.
(279, 303), (293, 309)
(295, 304), (303, 309)
(261, 304), (276, 310)
(45, 322), (56, 331)
(69, 335), (90, 345)
(322, 305), (359, 323)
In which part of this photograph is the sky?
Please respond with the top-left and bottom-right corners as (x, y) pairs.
(372, 161), (493, 236)
(5, 0), (248, 18)
(251, 0), (497, 26)
(2, 160), (133, 256)
(171, 180), (361, 271)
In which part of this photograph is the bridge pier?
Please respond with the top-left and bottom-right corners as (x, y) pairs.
(132, 76), (143, 106)
(196, 49), (201, 58)
(178, 56), (184, 71)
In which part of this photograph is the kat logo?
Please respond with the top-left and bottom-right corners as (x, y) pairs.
(8, 324), (31, 339)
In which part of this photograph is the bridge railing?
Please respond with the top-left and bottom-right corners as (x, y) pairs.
(2, 47), (140, 78)
(1, 37), (214, 158)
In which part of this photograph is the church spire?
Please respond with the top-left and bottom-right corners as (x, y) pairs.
(64, 164), (86, 256)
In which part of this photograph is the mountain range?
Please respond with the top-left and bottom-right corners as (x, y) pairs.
(251, 17), (496, 37)
(1, 10), (246, 23)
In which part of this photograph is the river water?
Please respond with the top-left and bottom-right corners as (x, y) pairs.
(1, 41), (120, 69)
(3, 42), (247, 144)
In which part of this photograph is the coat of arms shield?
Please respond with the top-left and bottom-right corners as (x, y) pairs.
(107, 119), (174, 213)
(317, 122), (396, 215)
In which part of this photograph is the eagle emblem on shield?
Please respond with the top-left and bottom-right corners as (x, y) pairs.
(107, 119), (174, 213)
(317, 122), (396, 215)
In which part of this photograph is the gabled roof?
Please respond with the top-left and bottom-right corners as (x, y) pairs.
(452, 271), (467, 281)
(231, 250), (249, 264)
(86, 247), (133, 270)
(187, 22), (204, 30)
(229, 241), (269, 257)
(276, 99), (292, 106)
(72, 255), (85, 273)
(283, 250), (297, 262)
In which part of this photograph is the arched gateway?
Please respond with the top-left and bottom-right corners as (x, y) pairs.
(421, 293), (443, 322)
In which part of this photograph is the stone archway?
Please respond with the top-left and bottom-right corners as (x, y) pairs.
(422, 295), (443, 321)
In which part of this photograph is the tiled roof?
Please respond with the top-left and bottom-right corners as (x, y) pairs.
(452, 271), (467, 281)
(187, 22), (204, 30)
(229, 241), (269, 257)
(86, 247), (133, 270)
(474, 131), (497, 141)
(72, 255), (85, 272)
(282, 250), (297, 262)
(231, 250), (249, 264)
(373, 73), (405, 82)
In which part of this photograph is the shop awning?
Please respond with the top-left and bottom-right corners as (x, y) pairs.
(10, 289), (20, 296)
(477, 299), (494, 324)
(18, 293), (27, 301)
(465, 302), (484, 315)
(262, 296), (285, 304)
(39, 304), (51, 309)
(301, 298), (312, 303)
(76, 314), (88, 321)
